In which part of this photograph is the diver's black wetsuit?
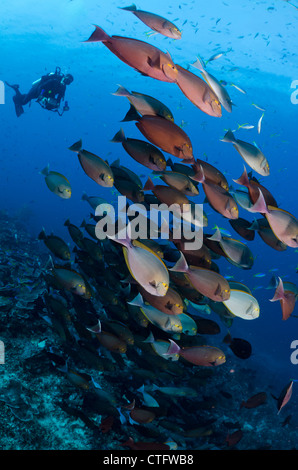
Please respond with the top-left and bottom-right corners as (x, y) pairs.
(6, 68), (72, 117)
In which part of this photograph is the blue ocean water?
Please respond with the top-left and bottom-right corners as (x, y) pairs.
(1, 0), (298, 450)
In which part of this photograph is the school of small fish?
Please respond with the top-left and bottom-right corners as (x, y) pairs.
(34, 3), (298, 449)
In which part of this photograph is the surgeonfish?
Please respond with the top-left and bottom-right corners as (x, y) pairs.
(175, 64), (222, 117)
(111, 128), (167, 171)
(69, 139), (114, 187)
(249, 190), (298, 248)
(269, 277), (296, 320)
(128, 293), (183, 333)
(169, 252), (231, 302)
(122, 104), (194, 161)
(192, 164), (239, 219)
(208, 227), (254, 269)
(40, 165), (71, 199)
(38, 228), (70, 260)
(84, 25), (178, 83)
(191, 57), (233, 113)
(221, 130), (270, 177)
(165, 339), (226, 366)
(112, 85), (174, 121)
(119, 5), (182, 39)
(107, 224), (169, 297)
(223, 289), (260, 320)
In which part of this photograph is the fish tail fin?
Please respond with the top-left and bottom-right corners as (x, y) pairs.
(109, 221), (132, 248)
(143, 177), (155, 191)
(143, 331), (155, 343)
(127, 292), (144, 308)
(81, 192), (88, 202)
(191, 162), (205, 183)
(150, 384), (159, 391)
(68, 139), (82, 152)
(44, 255), (54, 270)
(111, 158), (120, 167)
(191, 56), (206, 72)
(248, 218), (259, 231)
(163, 339), (180, 356)
(169, 252), (188, 273)
(121, 437), (134, 448)
(249, 189), (269, 214)
(119, 4), (137, 11)
(223, 332), (232, 344)
(112, 85), (131, 97)
(267, 274), (278, 290)
(37, 228), (46, 240)
(233, 166), (250, 187)
(40, 164), (50, 176)
(166, 158), (174, 169)
(136, 384), (145, 394)
(80, 220), (86, 228)
(84, 25), (110, 43)
(121, 103), (140, 122)
(269, 277), (285, 302)
(208, 227), (222, 242)
(221, 129), (236, 143)
(111, 128), (126, 143)
(86, 320), (102, 334)
(64, 219), (70, 227)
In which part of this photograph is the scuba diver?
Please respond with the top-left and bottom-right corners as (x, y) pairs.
(6, 67), (73, 117)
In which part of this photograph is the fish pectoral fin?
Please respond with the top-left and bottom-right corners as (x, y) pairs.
(148, 53), (161, 69)
(202, 88), (211, 103)
(174, 146), (184, 158)
(214, 283), (221, 297)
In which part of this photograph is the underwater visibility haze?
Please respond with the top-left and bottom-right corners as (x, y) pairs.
(0, 0), (298, 451)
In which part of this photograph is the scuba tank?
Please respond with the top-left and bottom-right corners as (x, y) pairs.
(32, 67), (62, 86)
